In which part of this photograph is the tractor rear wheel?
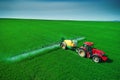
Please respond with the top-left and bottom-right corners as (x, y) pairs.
(60, 42), (67, 50)
(92, 55), (101, 63)
(77, 48), (86, 57)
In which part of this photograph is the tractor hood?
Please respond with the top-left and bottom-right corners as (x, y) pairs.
(92, 48), (108, 61)
(92, 48), (105, 56)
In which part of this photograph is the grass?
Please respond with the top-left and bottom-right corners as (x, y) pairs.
(0, 19), (85, 59)
(0, 18), (120, 80)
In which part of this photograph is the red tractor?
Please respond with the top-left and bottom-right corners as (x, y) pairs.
(77, 42), (108, 63)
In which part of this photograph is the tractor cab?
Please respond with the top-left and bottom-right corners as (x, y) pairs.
(83, 42), (94, 52)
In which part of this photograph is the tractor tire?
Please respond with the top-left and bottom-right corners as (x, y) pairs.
(77, 48), (86, 58)
(60, 42), (67, 50)
(92, 55), (101, 63)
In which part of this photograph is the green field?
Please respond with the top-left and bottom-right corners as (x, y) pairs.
(0, 19), (120, 80)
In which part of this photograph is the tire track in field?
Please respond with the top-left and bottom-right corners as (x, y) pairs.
(5, 37), (85, 62)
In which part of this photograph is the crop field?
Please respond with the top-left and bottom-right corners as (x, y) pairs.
(0, 18), (120, 80)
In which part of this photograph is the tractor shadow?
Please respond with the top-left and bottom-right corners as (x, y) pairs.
(106, 58), (113, 63)
(100, 58), (113, 64)
(103, 54), (113, 63)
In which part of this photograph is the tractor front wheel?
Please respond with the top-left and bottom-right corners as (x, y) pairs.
(92, 56), (101, 63)
(77, 48), (86, 57)
(60, 42), (67, 50)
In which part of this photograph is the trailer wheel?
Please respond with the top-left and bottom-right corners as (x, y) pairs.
(60, 42), (67, 50)
(92, 55), (101, 63)
(78, 48), (86, 57)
